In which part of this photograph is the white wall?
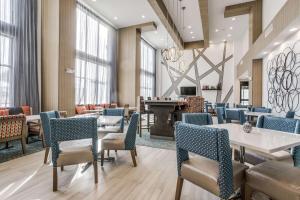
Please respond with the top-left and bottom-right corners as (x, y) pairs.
(263, 31), (300, 115)
(263, 0), (288, 30)
(156, 41), (235, 104)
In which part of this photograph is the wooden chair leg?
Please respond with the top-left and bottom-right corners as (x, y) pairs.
(101, 150), (104, 166)
(41, 132), (46, 148)
(134, 147), (137, 156)
(21, 138), (26, 154)
(245, 183), (254, 200)
(175, 177), (184, 200)
(93, 160), (98, 183)
(61, 166), (64, 171)
(44, 147), (50, 164)
(53, 167), (58, 191)
(130, 150), (137, 167)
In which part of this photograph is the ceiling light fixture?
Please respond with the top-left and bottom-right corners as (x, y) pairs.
(222, 39), (226, 42)
(227, 34), (232, 37)
(215, 29), (219, 32)
(190, 31), (194, 34)
(263, 51), (268, 55)
(229, 26), (233, 30)
(273, 42), (280, 46)
(91, 0), (96, 2)
(113, 16), (118, 20)
(192, 36), (195, 39)
(141, 15), (146, 19)
(289, 27), (298, 32)
(187, 25), (192, 29)
(232, 17), (236, 21)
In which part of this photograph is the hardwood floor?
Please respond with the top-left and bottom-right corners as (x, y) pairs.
(0, 146), (218, 200)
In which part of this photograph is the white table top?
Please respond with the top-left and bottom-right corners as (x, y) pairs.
(207, 123), (300, 154)
(26, 115), (40, 122)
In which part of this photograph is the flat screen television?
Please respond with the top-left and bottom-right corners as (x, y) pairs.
(180, 86), (196, 96)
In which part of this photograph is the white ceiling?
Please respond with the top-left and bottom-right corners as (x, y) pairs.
(81, 0), (253, 48)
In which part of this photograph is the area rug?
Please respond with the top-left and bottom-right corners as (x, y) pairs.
(136, 131), (176, 150)
(0, 137), (44, 163)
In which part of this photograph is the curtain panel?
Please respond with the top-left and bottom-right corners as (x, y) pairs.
(75, 2), (117, 105)
(0, 0), (39, 113)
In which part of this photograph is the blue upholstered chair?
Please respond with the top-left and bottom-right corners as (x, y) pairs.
(215, 103), (226, 108)
(102, 108), (125, 133)
(50, 117), (98, 191)
(40, 111), (60, 164)
(174, 122), (248, 200)
(286, 111), (295, 119)
(255, 115), (300, 167)
(251, 107), (272, 113)
(101, 113), (139, 167)
(205, 102), (214, 113)
(182, 113), (213, 126)
(226, 109), (246, 125)
(216, 107), (226, 124)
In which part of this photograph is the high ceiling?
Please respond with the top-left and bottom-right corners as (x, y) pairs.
(81, 0), (253, 48)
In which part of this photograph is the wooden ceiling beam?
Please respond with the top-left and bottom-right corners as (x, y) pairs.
(148, 0), (184, 49)
(198, 0), (209, 48)
(224, 1), (255, 18)
(184, 40), (204, 50)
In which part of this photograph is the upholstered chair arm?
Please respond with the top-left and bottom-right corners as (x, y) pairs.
(256, 115), (264, 128)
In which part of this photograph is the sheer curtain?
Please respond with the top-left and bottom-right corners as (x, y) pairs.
(76, 3), (117, 105)
(140, 39), (156, 98)
(0, 0), (39, 113)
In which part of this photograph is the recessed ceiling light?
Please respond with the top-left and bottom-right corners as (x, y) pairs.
(222, 39), (226, 42)
(141, 15), (146, 19)
(263, 51), (268, 55)
(289, 27), (298, 32)
(187, 25), (192, 29)
(209, 40), (213, 44)
(190, 31), (194, 34)
(273, 42), (280, 46)
(227, 34), (232, 37)
(215, 29), (219, 32)
(229, 26), (233, 30)
(232, 17), (236, 21)
(192, 36), (195, 39)
(91, 0), (96, 2)
(113, 16), (118, 20)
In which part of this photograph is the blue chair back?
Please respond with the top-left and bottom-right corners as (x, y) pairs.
(216, 107), (225, 124)
(50, 117), (98, 166)
(257, 115), (300, 167)
(286, 111), (295, 119)
(103, 108), (125, 131)
(215, 103), (226, 108)
(205, 102), (213, 113)
(124, 113), (139, 150)
(182, 113), (213, 126)
(252, 107), (271, 113)
(175, 122), (233, 199)
(40, 111), (60, 147)
(226, 109), (246, 125)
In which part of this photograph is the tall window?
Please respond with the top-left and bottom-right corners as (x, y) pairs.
(240, 81), (249, 105)
(0, 0), (13, 106)
(76, 3), (117, 104)
(140, 40), (156, 98)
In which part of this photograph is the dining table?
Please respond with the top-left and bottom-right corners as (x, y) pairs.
(207, 123), (300, 163)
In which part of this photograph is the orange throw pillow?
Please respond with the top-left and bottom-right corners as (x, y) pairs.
(76, 105), (87, 114)
(0, 109), (9, 116)
(21, 106), (31, 115)
(88, 104), (96, 110)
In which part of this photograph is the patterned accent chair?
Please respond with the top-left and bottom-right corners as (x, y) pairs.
(251, 107), (272, 113)
(245, 160), (300, 200)
(286, 111), (295, 119)
(101, 113), (139, 167)
(0, 115), (27, 154)
(186, 96), (204, 113)
(50, 117), (98, 191)
(182, 113), (213, 126)
(236, 116), (300, 166)
(175, 122), (248, 200)
(100, 108), (125, 133)
(216, 107), (226, 124)
(226, 109), (246, 125)
(40, 111), (60, 164)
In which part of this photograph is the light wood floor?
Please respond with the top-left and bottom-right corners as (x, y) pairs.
(0, 146), (218, 200)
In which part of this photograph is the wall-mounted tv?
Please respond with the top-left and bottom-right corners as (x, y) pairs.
(180, 86), (196, 96)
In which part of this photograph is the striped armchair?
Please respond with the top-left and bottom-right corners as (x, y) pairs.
(50, 117), (99, 191)
(0, 115), (27, 154)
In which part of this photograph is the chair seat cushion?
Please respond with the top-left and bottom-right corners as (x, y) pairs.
(246, 161), (300, 200)
(101, 133), (125, 150)
(180, 156), (248, 196)
(57, 139), (94, 166)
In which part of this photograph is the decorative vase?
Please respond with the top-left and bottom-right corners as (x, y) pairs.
(243, 121), (252, 133)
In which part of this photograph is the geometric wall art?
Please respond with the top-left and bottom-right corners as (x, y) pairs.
(158, 41), (234, 103)
(267, 40), (300, 115)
